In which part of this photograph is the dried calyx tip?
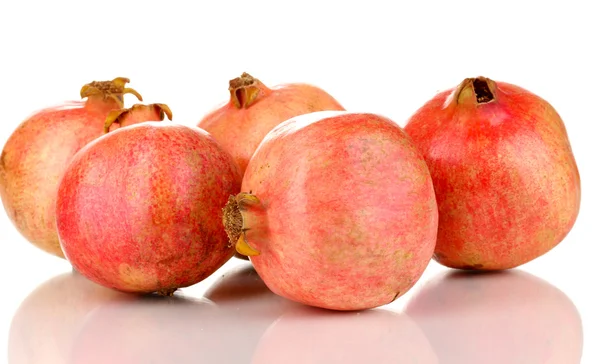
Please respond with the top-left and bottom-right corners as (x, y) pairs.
(228, 72), (257, 89)
(223, 195), (243, 248)
(103, 103), (173, 133)
(472, 77), (494, 104)
(228, 72), (262, 109)
(80, 77), (143, 107)
(222, 193), (261, 256)
(156, 288), (177, 296)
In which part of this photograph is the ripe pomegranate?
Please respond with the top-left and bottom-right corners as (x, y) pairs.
(251, 307), (438, 364)
(198, 72), (345, 175)
(404, 76), (581, 270)
(0, 77), (147, 259)
(405, 270), (583, 363)
(8, 271), (133, 364)
(56, 122), (242, 295)
(223, 111), (439, 311)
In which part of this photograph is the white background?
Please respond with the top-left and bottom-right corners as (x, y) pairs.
(0, 1), (598, 363)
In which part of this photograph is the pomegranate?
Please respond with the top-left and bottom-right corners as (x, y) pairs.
(0, 77), (146, 259)
(405, 270), (583, 363)
(8, 271), (133, 364)
(404, 76), (581, 270)
(198, 72), (345, 175)
(223, 111), (439, 311)
(55, 122), (242, 295)
(251, 307), (438, 364)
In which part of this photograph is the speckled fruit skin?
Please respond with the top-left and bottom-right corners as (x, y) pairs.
(233, 111), (439, 311)
(56, 122), (241, 294)
(404, 77), (581, 270)
(0, 78), (145, 259)
(198, 72), (344, 175)
(405, 270), (583, 363)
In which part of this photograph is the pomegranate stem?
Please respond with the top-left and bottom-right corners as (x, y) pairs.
(228, 72), (265, 109)
(222, 193), (262, 256)
(472, 77), (495, 104)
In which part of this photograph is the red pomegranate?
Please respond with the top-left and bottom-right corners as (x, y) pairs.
(404, 76), (581, 270)
(224, 111), (439, 311)
(198, 72), (345, 175)
(56, 122), (242, 295)
(405, 270), (583, 363)
(0, 77), (147, 258)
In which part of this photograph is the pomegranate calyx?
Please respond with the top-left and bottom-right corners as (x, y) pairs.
(223, 193), (262, 256)
(156, 288), (177, 296)
(80, 77), (143, 108)
(228, 72), (267, 109)
(103, 103), (173, 133)
(454, 76), (498, 106)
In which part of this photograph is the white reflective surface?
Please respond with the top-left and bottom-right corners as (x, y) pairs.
(5, 259), (588, 363)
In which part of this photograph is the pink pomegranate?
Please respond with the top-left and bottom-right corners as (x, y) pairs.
(404, 76), (581, 270)
(198, 72), (345, 175)
(223, 111), (439, 311)
(0, 77), (146, 258)
(56, 122), (242, 295)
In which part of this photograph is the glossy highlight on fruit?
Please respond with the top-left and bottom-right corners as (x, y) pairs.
(198, 72), (345, 175)
(0, 77), (144, 258)
(56, 122), (242, 295)
(224, 111), (438, 311)
(404, 76), (581, 270)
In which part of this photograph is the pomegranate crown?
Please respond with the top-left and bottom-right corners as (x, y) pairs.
(103, 103), (173, 133)
(80, 77), (143, 108)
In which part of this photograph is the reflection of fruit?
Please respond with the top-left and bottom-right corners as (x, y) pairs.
(8, 271), (133, 364)
(204, 263), (301, 359)
(68, 295), (219, 364)
(251, 307), (439, 364)
(204, 262), (296, 313)
(68, 265), (299, 364)
(405, 270), (583, 363)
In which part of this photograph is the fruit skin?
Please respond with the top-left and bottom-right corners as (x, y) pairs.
(56, 122), (242, 294)
(198, 72), (345, 175)
(0, 78), (144, 258)
(404, 77), (581, 270)
(226, 111), (439, 311)
(405, 270), (583, 363)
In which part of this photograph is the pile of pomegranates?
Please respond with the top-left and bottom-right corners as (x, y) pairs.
(0, 72), (580, 311)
